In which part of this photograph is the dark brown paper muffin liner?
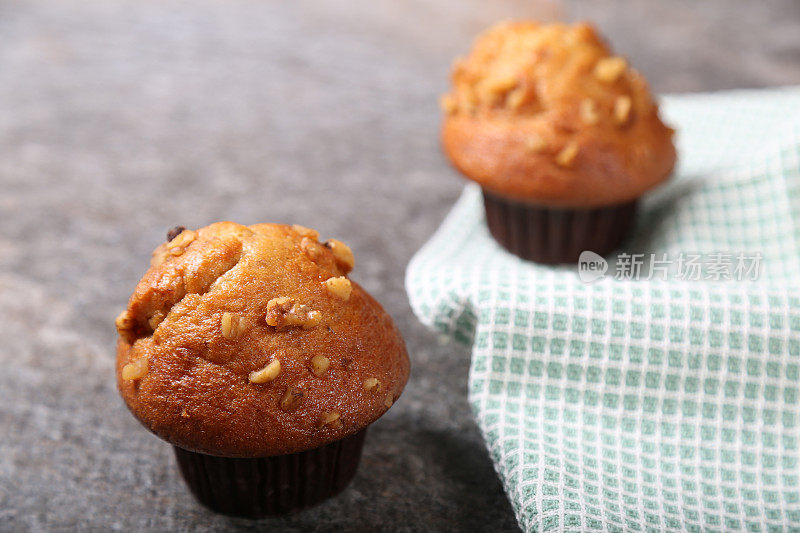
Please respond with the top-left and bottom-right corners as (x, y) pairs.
(173, 429), (367, 518)
(482, 189), (638, 264)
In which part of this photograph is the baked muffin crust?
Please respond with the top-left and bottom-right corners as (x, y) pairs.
(116, 222), (409, 457)
(441, 21), (676, 207)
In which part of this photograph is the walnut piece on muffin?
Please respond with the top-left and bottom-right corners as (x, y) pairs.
(115, 222), (409, 457)
(441, 20), (676, 208)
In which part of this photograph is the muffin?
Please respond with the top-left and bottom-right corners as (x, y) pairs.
(115, 222), (409, 517)
(440, 21), (676, 263)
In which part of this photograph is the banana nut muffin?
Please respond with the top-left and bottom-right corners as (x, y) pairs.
(115, 222), (409, 516)
(440, 21), (677, 263)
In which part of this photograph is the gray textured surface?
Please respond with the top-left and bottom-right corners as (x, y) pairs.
(1, 1), (799, 531)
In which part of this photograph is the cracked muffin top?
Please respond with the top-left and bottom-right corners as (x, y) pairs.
(440, 21), (676, 207)
(115, 222), (409, 457)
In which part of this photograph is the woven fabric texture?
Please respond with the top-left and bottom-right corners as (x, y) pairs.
(406, 87), (800, 532)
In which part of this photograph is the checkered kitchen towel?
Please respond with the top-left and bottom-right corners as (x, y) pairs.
(406, 87), (800, 532)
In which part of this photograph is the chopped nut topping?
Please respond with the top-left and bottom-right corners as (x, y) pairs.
(478, 74), (518, 100)
(524, 135), (547, 153)
(324, 276), (352, 300)
(121, 356), (148, 381)
(221, 311), (234, 338)
(115, 309), (135, 334)
(319, 411), (342, 428)
(266, 296), (290, 321)
(594, 56), (627, 83)
(249, 359), (281, 384)
(363, 377), (381, 392)
(555, 142), (580, 167)
(221, 311), (245, 339)
(163, 229), (197, 258)
(384, 395), (394, 409)
(166, 225), (186, 242)
(505, 87), (526, 110)
(148, 311), (165, 331)
(324, 239), (355, 272)
(265, 297), (322, 330)
(292, 224), (319, 241)
(301, 237), (323, 261)
(165, 229), (196, 250)
(280, 387), (304, 412)
(309, 355), (330, 377)
(439, 94), (457, 114)
(614, 95), (633, 125)
(579, 98), (600, 125)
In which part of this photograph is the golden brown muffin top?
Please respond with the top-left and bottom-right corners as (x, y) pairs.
(441, 21), (676, 207)
(115, 222), (409, 457)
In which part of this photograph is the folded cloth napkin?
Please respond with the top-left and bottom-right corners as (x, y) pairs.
(406, 87), (800, 532)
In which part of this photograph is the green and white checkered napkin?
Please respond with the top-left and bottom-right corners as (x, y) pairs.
(406, 87), (800, 532)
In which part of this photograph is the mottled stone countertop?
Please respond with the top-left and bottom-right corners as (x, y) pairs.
(2, 1), (799, 531)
